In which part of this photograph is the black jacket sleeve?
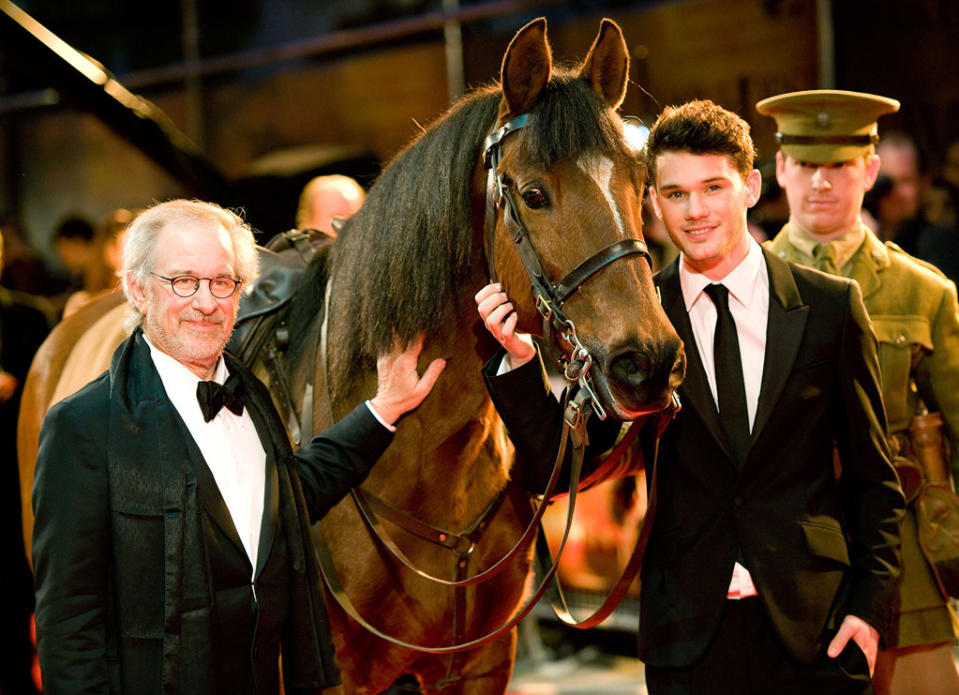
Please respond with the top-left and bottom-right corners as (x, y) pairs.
(482, 348), (624, 494)
(294, 403), (394, 522)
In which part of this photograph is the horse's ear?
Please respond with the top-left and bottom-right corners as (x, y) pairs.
(499, 17), (552, 118)
(579, 18), (629, 110)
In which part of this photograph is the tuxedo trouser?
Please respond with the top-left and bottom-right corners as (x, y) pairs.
(645, 597), (873, 695)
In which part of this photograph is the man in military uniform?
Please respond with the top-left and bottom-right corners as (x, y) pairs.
(760, 89), (959, 695)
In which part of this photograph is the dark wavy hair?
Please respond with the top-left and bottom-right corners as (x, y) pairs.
(644, 99), (757, 183)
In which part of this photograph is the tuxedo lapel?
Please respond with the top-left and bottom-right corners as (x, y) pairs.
(225, 353), (281, 580)
(245, 389), (281, 580)
(107, 330), (248, 571)
(189, 436), (249, 562)
(751, 250), (809, 441)
(657, 262), (736, 464)
(107, 331), (209, 546)
(255, 453), (279, 579)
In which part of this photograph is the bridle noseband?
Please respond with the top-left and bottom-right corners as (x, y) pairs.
(482, 113), (653, 425)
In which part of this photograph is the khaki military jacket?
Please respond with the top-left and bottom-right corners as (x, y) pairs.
(767, 224), (959, 483)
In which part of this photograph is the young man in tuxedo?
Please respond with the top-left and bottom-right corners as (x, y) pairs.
(32, 199), (445, 694)
(476, 99), (903, 693)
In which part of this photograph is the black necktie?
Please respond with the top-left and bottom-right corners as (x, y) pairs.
(703, 284), (750, 462)
(196, 373), (245, 422)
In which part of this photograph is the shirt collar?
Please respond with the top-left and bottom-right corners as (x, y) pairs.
(142, 333), (228, 389)
(679, 236), (767, 311)
(785, 221), (866, 271)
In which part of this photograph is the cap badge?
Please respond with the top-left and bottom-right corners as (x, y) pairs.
(815, 111), (830, 129)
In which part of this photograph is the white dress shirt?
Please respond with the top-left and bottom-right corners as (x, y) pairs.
(144, 337), (266, 576)
(679, 238), (769, 599)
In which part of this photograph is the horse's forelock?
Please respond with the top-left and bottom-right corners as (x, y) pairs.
(517, 70), (630, 169)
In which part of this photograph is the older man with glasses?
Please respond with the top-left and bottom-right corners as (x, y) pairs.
(31, 199), (445, 695)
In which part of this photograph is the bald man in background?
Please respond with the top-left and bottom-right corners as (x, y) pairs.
(295, 174), (366, 237)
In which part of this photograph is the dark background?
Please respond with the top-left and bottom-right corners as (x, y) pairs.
(0, 0), (956, 266)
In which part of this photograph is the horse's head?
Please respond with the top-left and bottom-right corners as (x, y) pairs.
(485, 18), (685, 419)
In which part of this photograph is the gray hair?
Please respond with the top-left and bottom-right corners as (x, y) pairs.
(121, 199), (259, 331)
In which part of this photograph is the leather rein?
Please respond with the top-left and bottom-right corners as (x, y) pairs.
(311, 111), (678, 657)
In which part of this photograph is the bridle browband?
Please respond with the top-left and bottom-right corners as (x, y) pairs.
(482, 113), (653, 425)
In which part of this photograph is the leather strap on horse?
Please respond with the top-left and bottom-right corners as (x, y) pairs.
(560, 416), (643, 495)
(348, 486), (514, 586)
(318, 385), (578, 595)
(544, 404), (675, 629)
(553, 239), (653, 305)
(314, 387), (677, 652)
(315, 410), (586, 653)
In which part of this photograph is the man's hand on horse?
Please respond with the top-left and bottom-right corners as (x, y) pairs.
(369, 334), (446, 425)
(475, 283), (536, 369)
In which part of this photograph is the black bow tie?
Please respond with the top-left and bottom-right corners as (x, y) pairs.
(196, 374), (245, 422)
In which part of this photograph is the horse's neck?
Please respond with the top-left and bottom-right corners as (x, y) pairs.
(360, 357), (513, 530)
(322, 312), (514, 529)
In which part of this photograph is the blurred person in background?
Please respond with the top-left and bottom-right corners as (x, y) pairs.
(50, 215), (96, 318)
(62, 208), (133, 317)
(0, 221), (58, 298)
(913, 178), (959, 287)
(0, 227), (51, 695)
(295, 174), (366, 237)
(862, 172), (894, 235)
(866, 135), (959, 287)
(875, 132), (923, 247)
(922, 178), (959, 230)
(51, 216), (95, 289)
(942, 139), (959, 192)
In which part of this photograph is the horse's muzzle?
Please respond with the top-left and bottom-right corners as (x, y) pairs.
(603, 339), (685, 417)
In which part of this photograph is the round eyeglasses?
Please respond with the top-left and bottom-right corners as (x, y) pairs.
(150, 272), (241, 299)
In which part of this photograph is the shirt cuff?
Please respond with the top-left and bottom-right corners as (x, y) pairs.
(496, 350), (537, 375)
(365, 400), (396, 432)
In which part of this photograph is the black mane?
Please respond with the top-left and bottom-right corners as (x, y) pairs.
(287, 68), (631, 396)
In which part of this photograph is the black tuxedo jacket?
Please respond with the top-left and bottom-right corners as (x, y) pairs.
(33, 329), (392, 694)
(486, 249), (903, 668)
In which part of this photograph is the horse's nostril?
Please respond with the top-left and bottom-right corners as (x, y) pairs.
(610, 352), (651, 387)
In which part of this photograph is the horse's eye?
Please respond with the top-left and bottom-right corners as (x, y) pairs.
(521, 188), (549, 209)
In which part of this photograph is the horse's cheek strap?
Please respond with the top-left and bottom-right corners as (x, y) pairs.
(484, 166), (500, 283)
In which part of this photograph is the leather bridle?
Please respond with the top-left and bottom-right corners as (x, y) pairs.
(482, 112), (654, 426)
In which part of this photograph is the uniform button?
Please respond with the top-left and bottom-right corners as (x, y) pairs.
(734, 496), (743, 507)
(895, 333), (907, 346)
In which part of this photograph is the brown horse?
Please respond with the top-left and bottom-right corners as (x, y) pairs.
(19, 17), (684, 694)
